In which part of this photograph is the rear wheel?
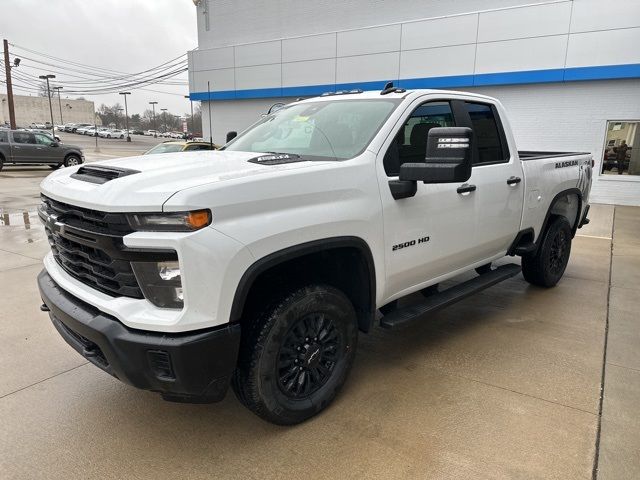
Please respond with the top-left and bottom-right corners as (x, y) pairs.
(522, 217), (572, 287)
(0, 155), (4, 172)
(64, 155), (81, 167)
(233, 284), (358, 425)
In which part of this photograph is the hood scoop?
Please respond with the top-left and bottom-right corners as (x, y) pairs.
(248, 153), (308, 165)
(70, 165), (140, 184)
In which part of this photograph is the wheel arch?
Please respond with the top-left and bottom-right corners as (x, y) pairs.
(537, 188), (583, 245)
(230, 236), (376, 333)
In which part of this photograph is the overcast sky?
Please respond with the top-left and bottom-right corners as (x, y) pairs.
(2, 0), (197, 115)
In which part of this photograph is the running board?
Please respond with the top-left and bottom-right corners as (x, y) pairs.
(380, 263), (522, 329)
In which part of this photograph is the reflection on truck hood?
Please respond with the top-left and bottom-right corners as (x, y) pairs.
(40, 150), (329, 211)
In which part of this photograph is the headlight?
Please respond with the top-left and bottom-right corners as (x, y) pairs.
(127, 209), (211, 232)
(131, 261), (183, 309)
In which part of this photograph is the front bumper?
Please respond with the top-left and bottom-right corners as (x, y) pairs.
(38, 269), (241, 402)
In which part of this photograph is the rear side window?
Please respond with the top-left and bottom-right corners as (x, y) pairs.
(465, 102), (508, 165)
(12, 132), (36, 144)
(0, 131), (8, 142)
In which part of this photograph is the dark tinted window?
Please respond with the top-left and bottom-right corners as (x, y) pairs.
(0, 131), (8, 142)
(12, 132), (36, 144)
(184, 144), (212, 151)
(465, 102), (507, 165)
(384, 101), (455, 176)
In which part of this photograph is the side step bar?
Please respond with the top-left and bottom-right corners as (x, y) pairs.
(380, 263), (522, 329)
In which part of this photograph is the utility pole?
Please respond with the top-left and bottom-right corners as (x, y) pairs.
(53, 86), (63, 124)
(184, 94), (194, 136)
(149, 101), (157, 137)
(3, 39), (17, 129)
(161, 108), (167, 134)
(38, 74), (56, 138)
(116, 108), (124, 129)
(119, 91), (131, 142)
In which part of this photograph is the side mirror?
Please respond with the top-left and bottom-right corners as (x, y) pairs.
(226, 131), (237, 142)
(399, 127), (473, 184)
(50, 141), (59, 147)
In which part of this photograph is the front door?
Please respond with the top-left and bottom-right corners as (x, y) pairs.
(377, 99), (479, 300)
(10, 131), (42, 163)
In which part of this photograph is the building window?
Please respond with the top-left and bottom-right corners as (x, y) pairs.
(602, 121), (639, 176)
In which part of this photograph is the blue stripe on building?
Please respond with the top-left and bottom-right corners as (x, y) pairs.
(189, 63), (640, 101)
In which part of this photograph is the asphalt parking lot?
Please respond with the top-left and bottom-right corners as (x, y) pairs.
(1, 142), (639, 479)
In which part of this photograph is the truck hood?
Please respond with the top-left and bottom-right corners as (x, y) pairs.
(40, 150), (329, 211)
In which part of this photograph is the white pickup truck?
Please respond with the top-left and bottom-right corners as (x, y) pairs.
(37, 86), (592, 424)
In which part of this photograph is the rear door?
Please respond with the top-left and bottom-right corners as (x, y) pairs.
(459, 101), (524, 259)
(9, 131), (41, 163)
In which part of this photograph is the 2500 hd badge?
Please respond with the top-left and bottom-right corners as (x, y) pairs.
(393, 236), (430, 251)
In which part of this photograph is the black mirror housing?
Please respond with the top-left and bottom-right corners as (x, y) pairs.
(399, 127), (473, 184)
(226, 131), (237, 142)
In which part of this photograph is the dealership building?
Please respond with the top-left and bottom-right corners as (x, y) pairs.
(188, 0), (640, 205)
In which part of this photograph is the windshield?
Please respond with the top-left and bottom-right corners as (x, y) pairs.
(224, 99), (400, 160)
(145, 143), (184, 155)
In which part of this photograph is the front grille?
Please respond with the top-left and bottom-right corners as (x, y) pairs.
(40, 196), (143, 299)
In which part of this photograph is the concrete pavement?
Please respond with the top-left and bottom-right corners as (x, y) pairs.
(0, 162), (638, 478)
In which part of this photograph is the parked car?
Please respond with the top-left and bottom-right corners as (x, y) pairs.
(143, 140), (216, 154)
(131, 129), (144, 135)
(63, 123), (76, 133)
(144, 130), (158, 136)
(37, 88), (593, 425)
(82, 127), (99, 136)
(75, 125), (93, 135)
(0, 129), (83, 170)
(99, 129), (125, 139)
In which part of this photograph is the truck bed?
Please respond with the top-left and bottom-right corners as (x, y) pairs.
(518, 151), (591, 161)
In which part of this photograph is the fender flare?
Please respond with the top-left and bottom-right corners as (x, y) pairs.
(536, 188), (583, 246)
(229, 236), (377, 330)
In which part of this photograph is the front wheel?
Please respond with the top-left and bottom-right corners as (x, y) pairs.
(522, 217), (572, 287)
(233, 284), (358, 425)
(64, 155), (82, 167)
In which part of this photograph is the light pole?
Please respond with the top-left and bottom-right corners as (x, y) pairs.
(184, 94), (194, 136)
(119, 91), (131, 142)
(116, 108), (124, 129)
(149, 101), (158, 137)
(161, 108), (167, 134)
(53, 86), (64, 125)
(38, 74), (56, 137)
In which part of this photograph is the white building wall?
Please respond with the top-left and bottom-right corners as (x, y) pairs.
(0, 94), (95, 127)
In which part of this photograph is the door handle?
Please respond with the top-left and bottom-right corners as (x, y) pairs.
(457, 183), (477, 194)
(507, 176), (522, 185)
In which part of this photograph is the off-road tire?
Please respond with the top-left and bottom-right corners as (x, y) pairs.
(522, 216), (572, 287)
(232, 284), (358, 425)
(64, 155), (82, 167)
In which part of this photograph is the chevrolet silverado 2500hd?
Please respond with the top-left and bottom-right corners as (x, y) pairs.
(37, 87), (592, 425)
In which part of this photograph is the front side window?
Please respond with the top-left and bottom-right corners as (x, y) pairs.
(225, 99), (400, 161)
(465, 102), (507, 165)
(35, 133), (54, 145)
(384, 101), (455, 176)
(0, 131), (8, 142)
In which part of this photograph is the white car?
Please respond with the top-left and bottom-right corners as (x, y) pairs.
(76, 126), (93, 135)
(99, 129), (125, 139)
(145, 130), (158, 136)
(38, 88), (593, 425)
